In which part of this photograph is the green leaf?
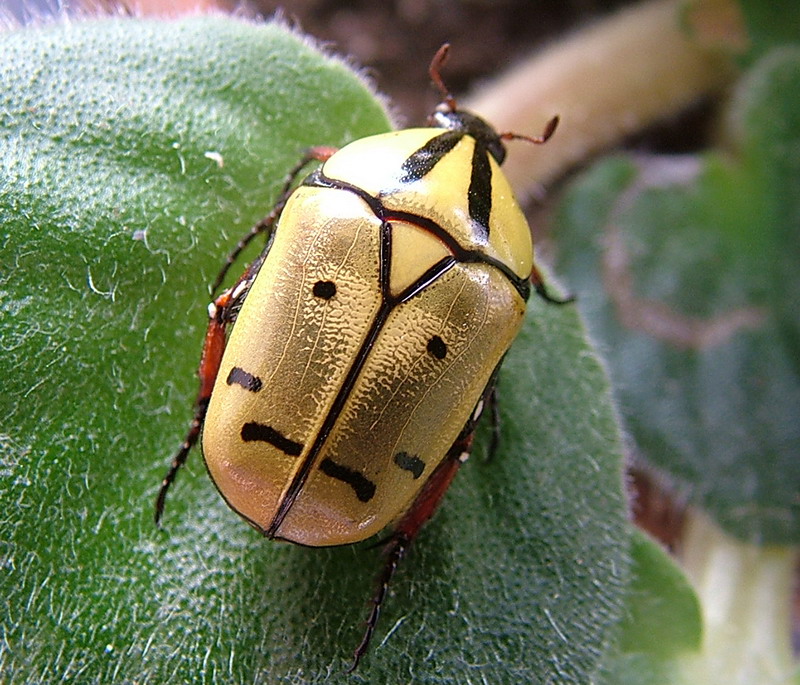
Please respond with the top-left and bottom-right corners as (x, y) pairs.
(600, 530), (709, 685)
(0, 16), (629, 683)
(618, 530), (702, 657)
(554, 47), (800, 544)
(738, 0), (800, 64)
(598, 531), (702, 685)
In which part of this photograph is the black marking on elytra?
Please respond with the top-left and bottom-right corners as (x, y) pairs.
(319, 458), (376, 502)
(267, 165), (532, 538)
(241, 422), (303, 457)
(226, 366), (263, 393)
(393, 451), (425, 479)
(399, 130), (463, 183)
(313, 280), (336, 299)
(305, 170), (531, 301)
(468, 142), (492, 239)
(427, 335), (447, 360)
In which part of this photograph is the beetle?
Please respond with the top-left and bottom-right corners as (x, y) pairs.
(155, 44), (567, 670)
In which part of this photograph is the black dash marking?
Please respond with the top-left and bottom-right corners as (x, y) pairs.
(399, 130), (464, 183)
(319, 457), (376, 502)
(241, 422), (303, 457)
(226, 366), (263, 393)
(313, 280), (336, 299)
(426, 335), (447, 360)
(467, 143), (492, 238)
(393, 451), (425, 479)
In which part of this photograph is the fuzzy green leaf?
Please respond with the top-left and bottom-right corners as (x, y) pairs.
(598, 531), (702, 685)
(0, 17), (629, 683)
(618, 530), (702, 657)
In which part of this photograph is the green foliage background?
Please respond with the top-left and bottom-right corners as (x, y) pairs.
(555, 44), (800, 545)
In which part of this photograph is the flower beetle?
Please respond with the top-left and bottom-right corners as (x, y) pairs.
(155, 44), (567, 670)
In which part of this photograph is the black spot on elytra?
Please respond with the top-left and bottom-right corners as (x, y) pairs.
(393, 451), (425, 479)
(427, 335), (447, 360)
(226, 366), (262, 393)
(313, 280), (336, 299)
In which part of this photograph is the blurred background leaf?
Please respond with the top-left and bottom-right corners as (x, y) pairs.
(554, 44), (800, 544)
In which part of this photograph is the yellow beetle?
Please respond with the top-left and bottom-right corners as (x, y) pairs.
(156, 44), (564, 670)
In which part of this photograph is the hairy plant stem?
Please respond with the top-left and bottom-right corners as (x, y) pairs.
(467, 0), (741, 192)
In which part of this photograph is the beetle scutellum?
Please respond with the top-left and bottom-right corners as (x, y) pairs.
(155, 44), (567, 670)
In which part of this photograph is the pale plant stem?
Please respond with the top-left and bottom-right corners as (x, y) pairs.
(677, 510), (799, 685)
(466, 0), (741, 193)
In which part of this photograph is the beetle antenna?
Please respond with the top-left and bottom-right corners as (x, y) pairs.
(429, 43), (457, 112)
(500, 115), (560, 145)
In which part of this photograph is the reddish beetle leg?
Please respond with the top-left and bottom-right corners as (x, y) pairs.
(154, 287), (235, 525)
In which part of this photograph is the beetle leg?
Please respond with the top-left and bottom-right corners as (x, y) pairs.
(469, 363), (502, 462)
(154, 284), (242, 525)
(348, 532), (409, 673)
(530, 261), (574, 305)
(487, 384), (500, 461)
(210, 145), (339, 294)
(349, 429), (475, 672)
